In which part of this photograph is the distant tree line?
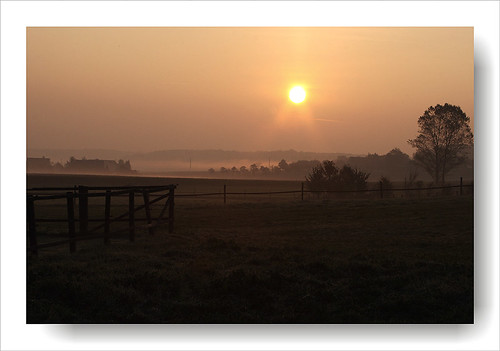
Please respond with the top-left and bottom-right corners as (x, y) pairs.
(27, 156), (136, 174)
(336, 148), (414, 181)
(207, 146), (472, 183)
(208, 160), (321, 180)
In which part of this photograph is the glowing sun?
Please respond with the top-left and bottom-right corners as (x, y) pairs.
(289, 86), (306, 103)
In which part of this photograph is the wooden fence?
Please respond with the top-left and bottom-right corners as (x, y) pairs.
(27, 185), (176, 255)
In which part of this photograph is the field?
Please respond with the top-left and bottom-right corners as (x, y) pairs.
(27, 174), (474, 323)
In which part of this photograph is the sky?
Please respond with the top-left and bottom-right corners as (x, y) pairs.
(27, 27), (474, 155)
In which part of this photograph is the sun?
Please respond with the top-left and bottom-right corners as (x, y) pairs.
(289, 86), (306, 104)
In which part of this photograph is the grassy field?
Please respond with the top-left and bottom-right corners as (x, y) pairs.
(27, 174), (474, 323)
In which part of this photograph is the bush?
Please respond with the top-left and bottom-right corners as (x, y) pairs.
(305, 161), (369, 196)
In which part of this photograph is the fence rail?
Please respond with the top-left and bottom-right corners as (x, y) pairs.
(27, 184), (176, 255)
(173, 178), (473, 202)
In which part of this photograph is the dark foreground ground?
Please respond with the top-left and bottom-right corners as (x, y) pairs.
(27, 192), (473, 324)
(27, 174), (473, 323)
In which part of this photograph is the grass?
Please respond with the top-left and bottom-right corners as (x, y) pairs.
(27, 178), (474, 324)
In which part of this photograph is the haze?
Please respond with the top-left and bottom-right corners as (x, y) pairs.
(27, 27), (473, 155)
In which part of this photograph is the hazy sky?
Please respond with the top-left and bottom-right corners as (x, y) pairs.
(27, 27), (473, 155)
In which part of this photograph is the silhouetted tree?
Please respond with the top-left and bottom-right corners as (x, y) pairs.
(385, 148), (410, 164)
(305, 161), (369, 194)
(260, 166), (270, 175)
(338, 165), (370, 191)
(250, 164), (259, 175)
(305, 162), (329, 193)
(278, 159), (289, 171)
(65, 156), (76, 168)
(408, 103), (473, 184)
(271, 165), (282, 175)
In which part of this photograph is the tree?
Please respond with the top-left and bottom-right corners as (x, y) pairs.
(65, 156), (76, 168)
(385, 148), (410, 162)
(305, 160), (338, 192)
(278, 159), (289, 171)
(338, 165), (370, 191)
(239, 166), (248, 174)
(259, 166), (270, 175)
(408, 103), (473, 184)
(305, 161), (369, 194)
(250, 164), (259, 175)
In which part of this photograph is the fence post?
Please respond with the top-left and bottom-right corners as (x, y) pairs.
(78, 185), (88, 235)
(379, 181), (383, 199)
(460, 177), (463, 196)
(66, 192), (76, 253)
(129, 190), (135, 242)
(301, 182), (304, 201)
(143, 189), (153, 235)
(104, 190), (111, 245)
(27, 195), (38, 256)
(224, 184), (227, 205)
(168, 186), (175, 233)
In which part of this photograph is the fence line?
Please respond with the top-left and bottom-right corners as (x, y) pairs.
(173, 178), (473, 201)
(27, 184), (176, 255)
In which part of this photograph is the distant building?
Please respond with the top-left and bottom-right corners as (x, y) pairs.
(27, 157), (52, 172)
(65, 158), (134, 174)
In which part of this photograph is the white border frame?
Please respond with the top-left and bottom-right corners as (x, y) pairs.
(1, 1), (499, 350)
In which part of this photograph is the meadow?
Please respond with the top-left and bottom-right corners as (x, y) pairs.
(27, 174), (474, 323)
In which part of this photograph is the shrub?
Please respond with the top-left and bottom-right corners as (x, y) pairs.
(305, 161), (369, 196)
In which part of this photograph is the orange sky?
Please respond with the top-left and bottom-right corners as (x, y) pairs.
(27, 27), (473, 155)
